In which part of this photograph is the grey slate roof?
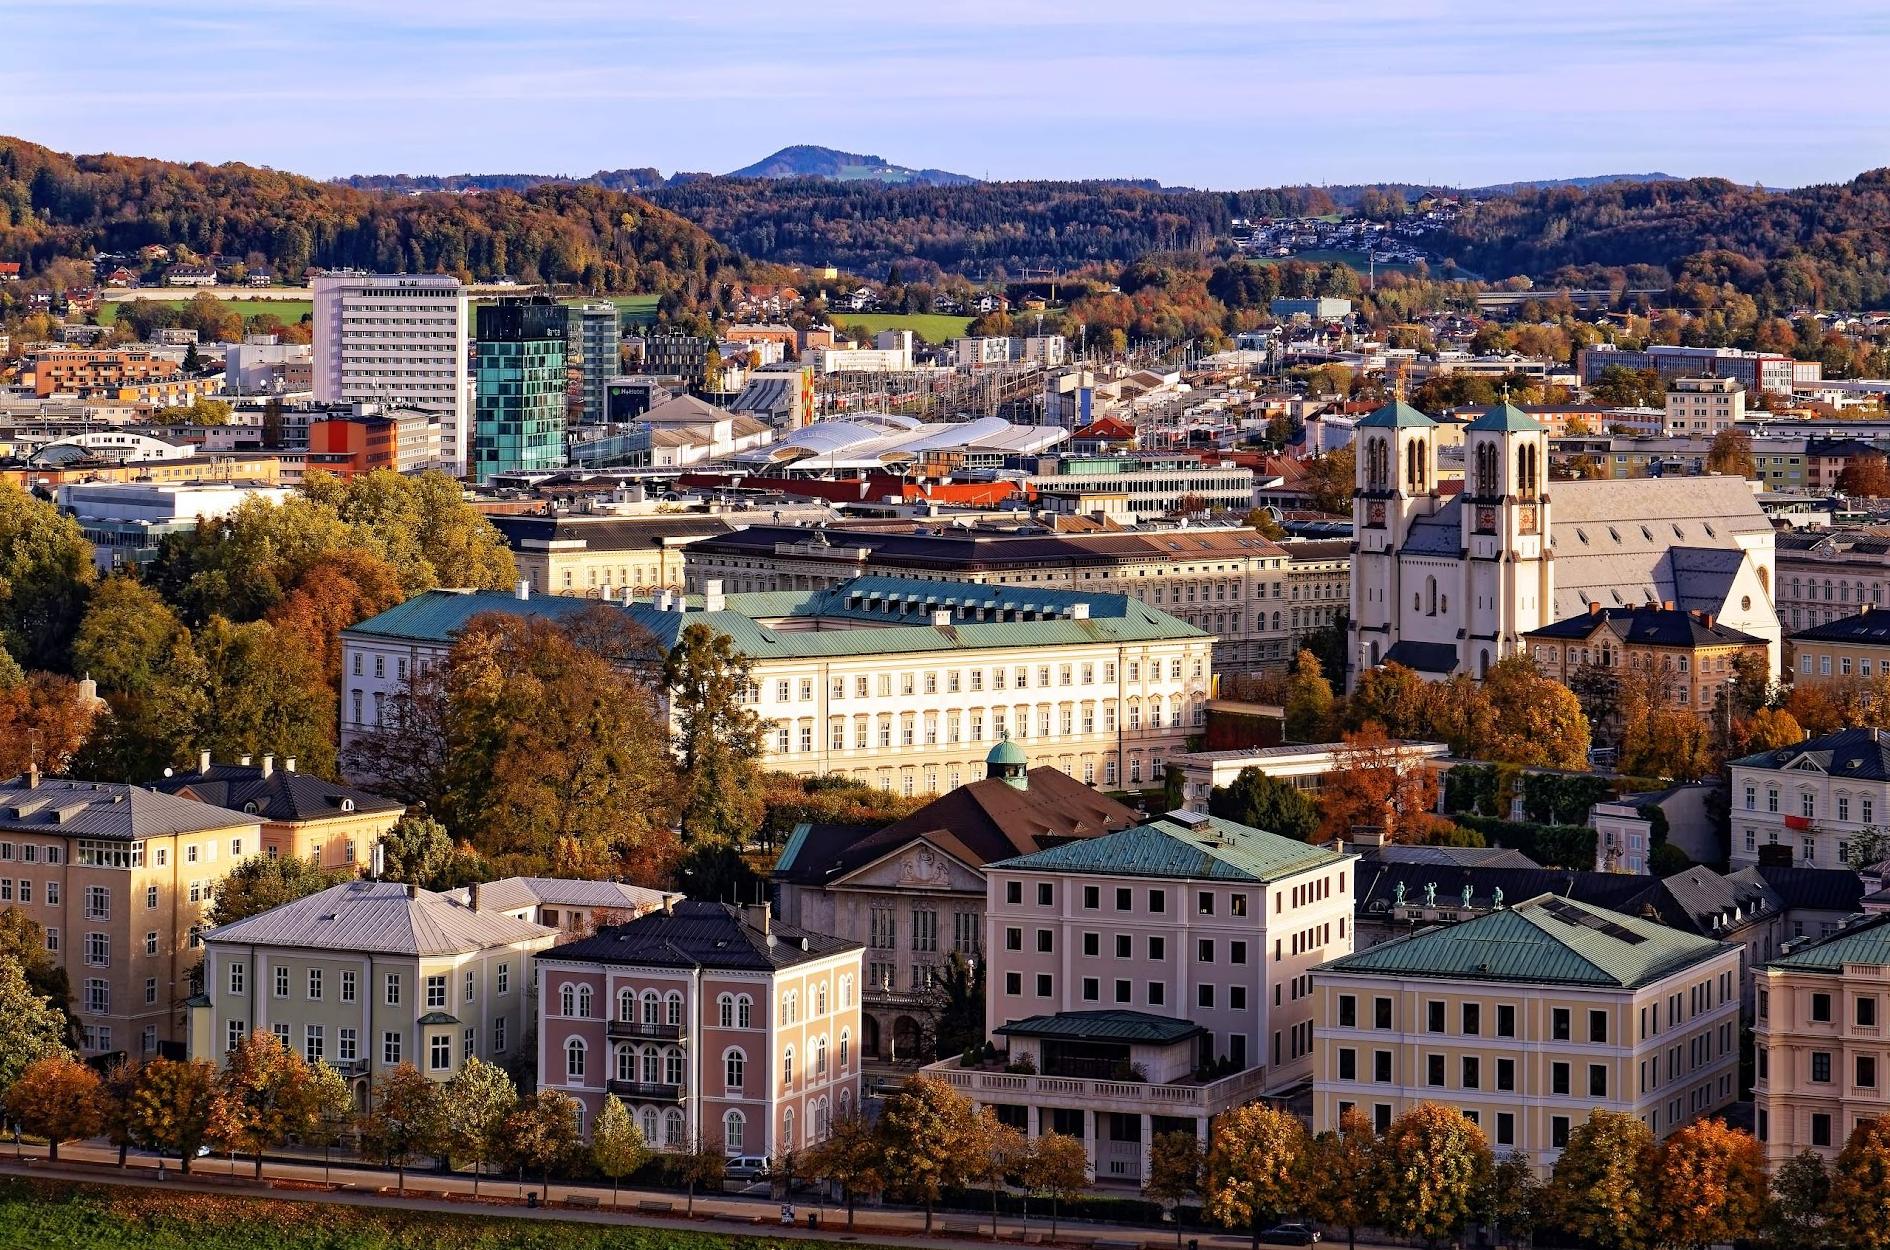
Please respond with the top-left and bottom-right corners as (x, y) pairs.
(1323, 893), (1731, 988)
(202, 880), (554, 956)
(995, 1010), (1202, 1045)
(543, 900), (859, 972)
(150, 763), (403, 824)
(992, 812), (1347, 883)
(1793, 608), (1890, 645)
(1524, 603), (1764, 648)
(0, 776), (259, 840)
(1730, 727), (1890, 782)
(1383, 639), (1460, 673)
(442, 876), (675, 915)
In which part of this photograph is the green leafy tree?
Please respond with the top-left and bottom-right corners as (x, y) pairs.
(1205, 1103), (1307, 1250)
(207, 856), (355, 927)
(503, 1089), (584, 1200)
(806, 1112), (886, 1229)
(1023, 1129), (1089, 1241)
(1372, 1101), (1492, 1246)
(0, 956), (69, 1092)
(301, 469), (516, 595)
(357, 1061), (445, 1195)
(0, 907), (74, 1034)
(68, 576), (208, 779)
(298, 1060), (355, 1175)
(878, 1075), (985, 1232)
(1303, 1107), (1376, 1250)
(1546, 1109), (1656, 1250)
(664, 622), (768, 843)
(1828, 1114), (1890, 1250)
(1480, 1149), (1543, 1249)
(0, 482), (95, 670)
(376, 814), (459, 888)
(125, 1057), (227, 1174)
(1767, 1148), (1830, 1248)
(194, 615), (339, 777)
(588, 1093), (649, 1208)
(1208, 767), (1319, 841)
(3, 1054), (102, 1160)
(1143, 1130), (1204, 1248)
(1283, 648), (1335, 742)
(444, 1056), (518, 1196)
(931, 951), (985, 1061)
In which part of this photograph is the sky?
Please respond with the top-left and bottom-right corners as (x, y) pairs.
(6, 0), (1888, 189)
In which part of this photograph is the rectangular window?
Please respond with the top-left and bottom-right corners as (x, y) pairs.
(338, 1028), (357, 1063)
(341, 970), (356, 1003)
(1552, 1116), (1570, 1149)
(385, 974), (401, 1006)
(307, 969), (323, 1000)
(1812, 1052), (1833, 1083)
(1426, 1001), (1445, 1033)
(274, 966), (289, 997)
(1552, 1062), (1570, 1095)
(1496, 1057), (1515, 1091)
(426, 975), (447, 1008)
(1339, 995), (1357, 1028)
(1373, 1051), (1392, 1083)
(1589, 1010), (1608, 1044)
(1374, 997), (1392, 1030)
(1426, 1054), (1445, 1086)
(1497, 1003), (1515, 1037)
(383, 1032), (402, 1065)
(1552, 1008), (1571, 1041)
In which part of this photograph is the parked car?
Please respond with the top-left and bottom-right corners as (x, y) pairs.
(1260, 1223), (1321, 1246)
(724, 1155), (772, 1181)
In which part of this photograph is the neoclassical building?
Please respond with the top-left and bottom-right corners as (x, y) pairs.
(1348, 401), (1779, 687)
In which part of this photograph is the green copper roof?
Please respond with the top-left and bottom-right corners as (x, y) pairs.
(991, 813), (1347, 883)
(995, 1010), (1202, 1045)
(987, 736), (1027, 766)
(1356, 400), (1436, 430)
(1317, 894), (1730, 988)
(1465, 402), (1545, 433)
(1768, 914), (1890, 973)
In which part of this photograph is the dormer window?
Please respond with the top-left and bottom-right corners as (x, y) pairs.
(242, 802), (259, 814)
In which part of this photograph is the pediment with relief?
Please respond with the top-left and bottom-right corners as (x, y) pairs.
(830, 835), (986, 893)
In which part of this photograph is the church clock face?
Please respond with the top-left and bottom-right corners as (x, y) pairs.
(1475, 505), (1497, 534)
(1516, 505), (1538, 535)
(1367, 501), (1387, 528)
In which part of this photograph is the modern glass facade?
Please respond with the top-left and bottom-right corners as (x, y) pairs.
(473, 297), (568, 483)
(567, 302), (622, 425)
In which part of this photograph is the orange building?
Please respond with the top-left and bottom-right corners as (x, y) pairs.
(307, 416), (399, 478)
(1525, 601), (1769, 719)
(29, 349), (182, 398)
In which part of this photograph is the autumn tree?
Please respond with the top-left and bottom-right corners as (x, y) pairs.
(1205, 1103), (1308, 1250)
(1302, 446), (1357, 514)
(1342, 662), (1432, 739)
(665, 622), (768, 843)
(1318, 722), (1443, 843)
(1618, 681), (1719, 781)
(443, 1056), (518, 1196)
(1651, 1118), (1768, 1250)
(1706, 428), (1758, 477)
(0, 482), (96, 670)
(1481, 1150), (1543, 1249)
(1283, 649), (1335, 742)
(589, 1095), (650, 1208)
(219, 1029), (331, 1177)
(1143, 1130), (1205, 1248)
(1209, 767), (1319, 841)
(806, 1112), (885, 1228)
(207, 855), (355, 927)
(358, 1061), (445, 1195)
(1827, 1114), (1890, 1250)
(337, 664), (452, 810)
(0, 956), (69, 1092)
(125, 1057), (226, 1174)
(1545, 1109), (1656, 1250)
(968, 1110), (1028, 1236)
(671, 1134), (731, 1215)
(1303, 1107), (1376, 1250)
(1372, 1102), (1491, 1246)
(1478, 656), (1591, 769)
(1839, 454), (1890, 498)
(878, 1075), (985, 1232)
(194, 615), (339, 777)
(301, 469), (516, 594)
(3, 1054), (102, 1160)
(503, 1089), (585, 1199)
(1739, 705), (1805, 754)
(1022, 1129), (1090, 1241)
(264, 548), (405, 689)
(0, 669), (97, 778)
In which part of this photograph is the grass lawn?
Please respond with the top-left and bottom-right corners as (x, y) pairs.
(609, 293), (661, 326)
(827, 311), (973, 344)
(1280, 248), (1419, 275)
(97, 298), (314, 325)
(0, 1177), (893, 1250)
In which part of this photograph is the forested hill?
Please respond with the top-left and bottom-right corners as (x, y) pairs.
(0, 138), (737, 302)
(336, 168), (669, 194)
(1440, 171), (1890, 309)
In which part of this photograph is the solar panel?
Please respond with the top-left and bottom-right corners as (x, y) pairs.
(1540, 897), (1646, 944)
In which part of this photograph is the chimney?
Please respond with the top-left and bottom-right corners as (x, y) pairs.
(1662, 599), (1674, 611)
(1070, 603), (1091, 620)
(405, 883), (417, 899)
(653, 589), (671, 612)
(1348, 825), (1386, 849)
(371, 843), (385, 880)
(748, 900), (775, 945)
(260, 754), (273, 778)
(1704, 612), (1715, 629)
(1588, 601), (1601, 616)
(662, 894), (675, 917)
(469, 882), (480, 912)
(515, 579), (530, 601)
(239, 754), (252, 766)
(284, 757), (296, 773)
(704, 578), (726, 612)
(199, 749), (212, 774)
(931, 609), (953, 627)
(26, 761), (40, 790)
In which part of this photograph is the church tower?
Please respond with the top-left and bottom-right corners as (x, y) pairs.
(1349, 400), (1437, 685)
(1459, 402), (1551, 676)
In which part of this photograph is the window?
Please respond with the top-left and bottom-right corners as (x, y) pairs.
(1374, 997), (1392, 1030)
(1552, 1116), (1570, 1150)
(1005, 881), (1022, 905)
(1496, 1058), (1515, 1091)
(1339, 995), (1357, 1028)
(725, 1049), (746, 1091)
(1197, 984), (1215, 1009)
(1589, 1010), (1608, 1044)
(1462, 1056), (1480, 1089)
(1812, 1052), (1833, 1083)
(229, 962), (246, 995)
(1197, 891), (1215, 916)
(82, 980), (109, 1015)
(383, 1032), (402, 1065)
(1083, 885), (1100, 910)
(1373, 1051), (1392, 1082)
(725, 1111), (745, 1153)
(1426, 1001), (1445, 1033)
(1813, 1114), (1833, 1148)
(84, 932), (110, 966)
(564, 1037), (585, 1080)
(1037, 882), (1054, 906)
(1859, 998), (1878, 1028)
(341, 970), (356, 1003)
(385, 973), (401, 1006)
(1551, 1062), (1570, 1096)
(1812, 993), (1833, 1023)
(145, 884), (158, 910)
(1462, 1003), (1481, 1036)
(1551, 1008), (1571, 1041)
(1858, 1055), (1878, 1089)
(274, 966), (289, 998)
(83, 886), (110, 921)
(1339, 1049), (1358, 1080)
(426, 975), (447, 1009)
(1589, 1065), (1608, 1097)
(1426, 1054), (1445, 1086)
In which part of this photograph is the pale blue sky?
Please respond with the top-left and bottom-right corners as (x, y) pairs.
(6, 0), (1886, 188)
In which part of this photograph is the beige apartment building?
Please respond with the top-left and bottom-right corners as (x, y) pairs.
(1313, 894), (1742, 1172)
(1754, 913), (1890, 1166)
(1789, 608), (1890, 687)
(488, 513), (747, 600)
(0, 772), (262, 1059)
(343, 577), (1213, 796)
(191, 879), (556, 1101)
(1664, 376), (1745, 434)
(151, 752), (404, 871)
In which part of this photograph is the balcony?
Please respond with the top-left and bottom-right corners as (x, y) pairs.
(606, 1079), (685, 1102)
(606, 1019), (684, 1042)
(924, 1061), (1270, 1115)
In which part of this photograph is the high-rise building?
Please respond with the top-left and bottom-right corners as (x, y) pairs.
(473, 296), (569, 483)
(311, 272), (469, 472)
(566, 302), (621, 424)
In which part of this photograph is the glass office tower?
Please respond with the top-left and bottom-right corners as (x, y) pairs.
(473, 296), (568, 482)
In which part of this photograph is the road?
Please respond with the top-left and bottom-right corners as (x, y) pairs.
(0, 1139), (1372, 1250)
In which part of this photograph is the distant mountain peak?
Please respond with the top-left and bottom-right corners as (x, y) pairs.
(725, 145), (977, 187)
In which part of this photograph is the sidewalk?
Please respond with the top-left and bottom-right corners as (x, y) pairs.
(0, 1141), (1289, 1250)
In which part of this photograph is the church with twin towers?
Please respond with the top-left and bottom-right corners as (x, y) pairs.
(1345, 400), (1781, 689)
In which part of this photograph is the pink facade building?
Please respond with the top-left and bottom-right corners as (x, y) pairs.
(536, 900), (863, 1161)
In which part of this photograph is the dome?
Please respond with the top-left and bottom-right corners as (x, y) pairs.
(986, 737), (1027, 767)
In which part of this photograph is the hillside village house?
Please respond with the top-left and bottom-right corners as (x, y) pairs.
(535, 900), (863, 1155)
(190, 880), (556, 1101)
(341, 577), (1212, 795)
(0, 772), (264, 1059)
(150, 752), (403, 872)
(1754, 912), (1890, 1166)
(1312, 894), (1742, 1173)
(1727, 728), (1890, 869)
(927, 812), (1353, 1186)
(773, 739), (1138, 1065)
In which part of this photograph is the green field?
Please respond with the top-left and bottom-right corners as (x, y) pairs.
(610, 294), (661, 326)
(1281, 248), (1420, 275)
(827, 311), (974, 344)
(97, 298), (313, 325)
(0, 1177), (895, 1250)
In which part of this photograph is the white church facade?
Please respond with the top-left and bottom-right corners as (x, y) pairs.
(1347, 400), (1779, 687)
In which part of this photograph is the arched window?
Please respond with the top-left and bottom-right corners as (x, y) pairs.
(565, 1037), (587, 1081)
(642, 990), (661, 1027)
(815, 1097), (830, 1142)
(1475, 442), (1498, 497)
(615, 1043), (634, 1082)
(782, 1106), (795, 1152)
(575, 986), (593, 1018)
(1366, 436), (1389, 491)
(737, 995), (752, 1028)
(717, 993), (734, 1028)
(816, 984), (828, 1016)
(839, 1029), (851, 1070)
(840, 1088), (853, 1119)
(665, 991), (684, 1026)
(724, 1110), (745, 1153)
(783, 1045), (795, 1086)
(839, 975), (852, 1008)
(816, 1035), (829, 1077)
(617, 988), (635, 1023)
(664, 1046), (684, 1086)
(664, 1108), (684, 1148)
(640, 1107), (659, 1143)
(559, 984), (575, 1017)
(641, 1045), (659, 1084)
(724, 1048), (746, 1091)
